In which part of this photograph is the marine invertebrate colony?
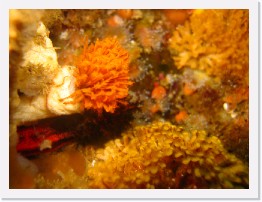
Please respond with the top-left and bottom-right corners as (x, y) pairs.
(168, 10), (248, 82)
(87, 122), (248, 189)
(63, 37), (133, 113)
(9, 9), (250, 190)
(34, 122), (248, 189)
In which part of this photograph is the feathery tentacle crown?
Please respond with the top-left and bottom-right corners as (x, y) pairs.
(63, 37), (133, 113)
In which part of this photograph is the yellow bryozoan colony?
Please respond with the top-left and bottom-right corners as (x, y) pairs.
(169, 10), (248, 81)
(9, 9), (250, 190)
(35, 122), (248, 189)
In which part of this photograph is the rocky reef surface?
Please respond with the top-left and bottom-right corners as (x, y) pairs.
(9, 9), (249, 189)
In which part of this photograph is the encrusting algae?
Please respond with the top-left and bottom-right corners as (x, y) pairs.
(34, 122), (248, 189)
(62, 37), (133, 113)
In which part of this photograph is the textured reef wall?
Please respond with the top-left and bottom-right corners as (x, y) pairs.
(9, 9), (249, 189)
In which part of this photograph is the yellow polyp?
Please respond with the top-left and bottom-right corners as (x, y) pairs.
(193, 9), (204, 15)
(146, 183), (154, 189)
(174, 142), (181, 148)
(222, 180), (234, 188)
(232, 177), (242, 184)
(145, 148), (152, 154)
(185, 150), (193, 155)
(114, 139), (123, 149)
(196, 151), (204, 157)
(157, 151), (163, 158)
(159, 163), (166, 168)
(191, 156), (200, 162)
(149, 166), (158, 174)
(189, 134), (197, 143)
(202, 144), (210, 151)
(143, 160), (151, 166)
(165, 149), (173, 156)
(204, 173), (212, 180)
(123, 176), (130, 182)
(144, 175), (150, 182)
(174, 151), (183, 158)
(136, 179), (142, 185)
(162, 125), (171, 131)
(218, 173), (224, 180)
(198, 159), (204, 165)
(123, 135), (131, 146)
(152, 157), (158, 163)
(206, 158), (214, 165)
(193, 142), (201, 149)
(194, 168), (201, 177)
(182, 158), (191, 165)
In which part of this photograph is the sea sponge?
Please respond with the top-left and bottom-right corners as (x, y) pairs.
(17, 22), (60, 96)
(168, 9), (248, 82)
(62, 37), (133, 113)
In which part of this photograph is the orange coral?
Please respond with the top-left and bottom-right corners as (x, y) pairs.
(63, 37), (133, 113)
(151, 85), (166, 100)
(163, 9), (192, 26)
(175, 110), (188, 122)
(117, 9), (133, 20)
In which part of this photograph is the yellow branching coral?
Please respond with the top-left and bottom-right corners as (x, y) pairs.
(63, 37), (133, 113)
(34, 122), (248, 188)
(169, 10), (248, 81)
(87, 122), (248, 188)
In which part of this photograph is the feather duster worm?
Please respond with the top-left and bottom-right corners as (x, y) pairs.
(62, 37), (133, 113)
